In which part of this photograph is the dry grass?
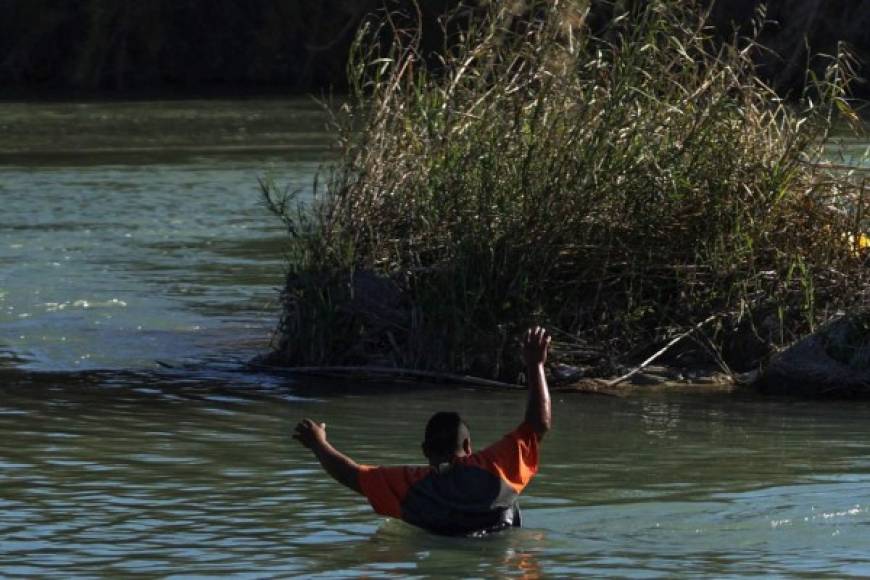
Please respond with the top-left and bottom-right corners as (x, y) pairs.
(263, 0), (867, 381)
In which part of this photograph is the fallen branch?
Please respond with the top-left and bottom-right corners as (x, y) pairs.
(605, 314), (721, 388)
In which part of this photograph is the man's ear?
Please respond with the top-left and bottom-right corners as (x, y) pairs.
(462, 437), (472, 455)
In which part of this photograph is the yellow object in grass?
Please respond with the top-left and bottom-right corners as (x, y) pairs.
(846, 232), (870, 255)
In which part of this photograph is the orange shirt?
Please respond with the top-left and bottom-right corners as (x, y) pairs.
(358, 422), (540, 535)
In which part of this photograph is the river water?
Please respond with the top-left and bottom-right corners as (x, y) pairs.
(2, 99), (870, 577)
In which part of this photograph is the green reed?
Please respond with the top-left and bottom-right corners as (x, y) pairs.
(264, 0), (866, 380)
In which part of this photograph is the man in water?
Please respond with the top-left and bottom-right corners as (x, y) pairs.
(292, 326), (551, 535)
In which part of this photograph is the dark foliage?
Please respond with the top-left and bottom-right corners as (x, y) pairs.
(0, 0), (458, 94)
(0, 0), (867, 96)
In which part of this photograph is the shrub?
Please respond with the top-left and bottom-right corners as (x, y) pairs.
(263, 0), (866, 381)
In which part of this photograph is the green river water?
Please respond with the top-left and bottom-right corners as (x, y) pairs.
(1, 99), (870, 577)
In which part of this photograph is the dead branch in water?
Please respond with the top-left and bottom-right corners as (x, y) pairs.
(606, 314), (721, 388)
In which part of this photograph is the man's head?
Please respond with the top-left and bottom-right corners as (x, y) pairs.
(422, 411), (471, 465)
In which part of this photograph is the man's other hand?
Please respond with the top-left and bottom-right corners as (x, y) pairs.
(522, 326), (551, 367)
(293, 418), (327, 450)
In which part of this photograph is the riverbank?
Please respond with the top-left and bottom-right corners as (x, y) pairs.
(0, 97), (331, 159)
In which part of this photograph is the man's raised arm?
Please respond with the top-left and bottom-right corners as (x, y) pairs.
(293, 419), (363, 494)
(523, 326), (552, 437)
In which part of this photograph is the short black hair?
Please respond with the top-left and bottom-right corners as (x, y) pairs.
(423, 411), (470, 458)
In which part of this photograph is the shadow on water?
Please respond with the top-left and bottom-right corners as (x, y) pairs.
(0, 353), (460, 403)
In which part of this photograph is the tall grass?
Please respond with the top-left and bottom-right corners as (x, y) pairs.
(264, 0), (866, 380)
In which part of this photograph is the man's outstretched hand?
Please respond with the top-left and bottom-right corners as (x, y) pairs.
(523, 326), (552, 437)
(523, 326), (551, 368)
(293, 418), (327, 450)
(292, 418), (362, 493)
